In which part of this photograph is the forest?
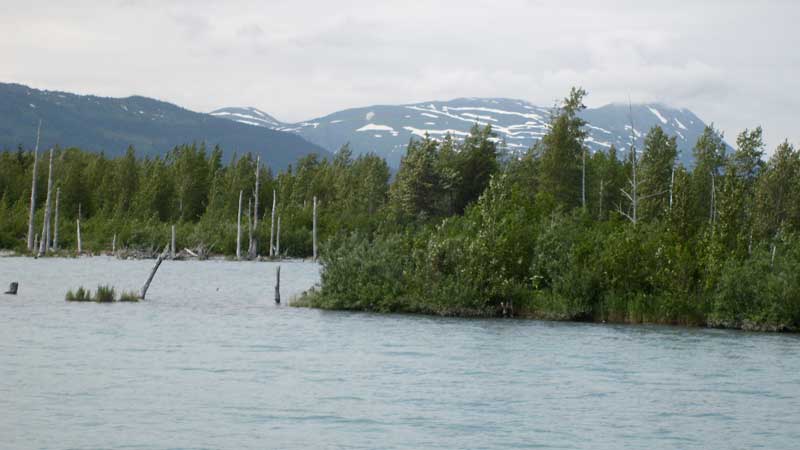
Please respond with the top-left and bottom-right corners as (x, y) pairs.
(2, 88), (799, 330)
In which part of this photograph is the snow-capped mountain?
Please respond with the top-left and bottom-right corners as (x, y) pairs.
(212, 98), (712, 167)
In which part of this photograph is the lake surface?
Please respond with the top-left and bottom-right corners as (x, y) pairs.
(1, 257), (799, 449)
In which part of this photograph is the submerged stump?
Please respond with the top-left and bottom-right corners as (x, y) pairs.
(4, 282), (18, 295)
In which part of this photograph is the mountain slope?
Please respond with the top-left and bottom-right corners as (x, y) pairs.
(0, 83), (328, 169)
(213, 98), (711, 167)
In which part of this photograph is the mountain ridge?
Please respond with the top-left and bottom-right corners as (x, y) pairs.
(0, 82), (329, 169)
(212, 98), (713, 167)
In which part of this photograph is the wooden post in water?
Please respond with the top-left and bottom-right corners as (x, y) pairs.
(27, 120), (41, 252)
(274, 265), (280, 304)
(52, 187), (60, 251)
(276, 216), (281, 258)
(236, 190), (243, 260)
(140, 246), (169, 300)
(38, 149), (55, 256)
(312, 196), (318, 261)
(170, 225), (176, 259)
(269, 189), (276, 258)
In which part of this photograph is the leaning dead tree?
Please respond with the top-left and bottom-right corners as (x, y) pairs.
(140, 245), (169, 300)
(27, 121), (42, 251)
(248, 156), (261, 259)
(312, 196), (318, 260)
(52, 187), (60, 251)
(236, 190), (243, 260)
(269, 189), (277, 257)
(38, 148), (55, 256)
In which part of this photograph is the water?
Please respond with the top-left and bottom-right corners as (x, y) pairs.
(1, 257), (799, 449)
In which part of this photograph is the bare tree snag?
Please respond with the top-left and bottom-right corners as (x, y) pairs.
(236, 190), (243, 260)
(27, 120), (41, 252)
(38, 148), (54, 256)
(52, 187), (60, 251)
(269, 189), (276, 257)
(249, 156), (260, 259)
(112, 233), (117, 254)
(170, 225), (176, 259)
(140, 245), (169, 300)
(312, 196), (318, 261)
(276, 215), (281, 258)
(76, 204), (82, 255)
(247, 197), (253, 259)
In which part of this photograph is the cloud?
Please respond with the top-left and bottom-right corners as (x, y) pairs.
(0, 0), (797, 150)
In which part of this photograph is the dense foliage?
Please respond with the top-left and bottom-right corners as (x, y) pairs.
(3, 87), (800, 330)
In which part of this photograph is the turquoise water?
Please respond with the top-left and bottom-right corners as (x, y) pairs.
(1, 257), (799, 449)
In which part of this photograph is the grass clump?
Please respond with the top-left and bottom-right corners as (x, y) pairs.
(65, 285), (141, 303)
(119, 290), (140, 302)
(65, 286), (92, 302)
(94, 285), (116, 303)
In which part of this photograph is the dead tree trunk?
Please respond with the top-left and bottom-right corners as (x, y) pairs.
(52, 187), (60, 251)
(38, 148), (54, 256)
(249, 156), (260, 259)
(170, 225), (176, 259)
(581, 146), (586, 209)
(76, 204), (82, 255)
(247, 197), (253, 259)
(312, 196), (318, 261)
(269, 190), (276, 257)
(140, 246), (169, 300)
(27, 120), (41, 252)
(274, 265), (280, 304)
(112, 233), (117, 254)
(276, 215), (281, 258)
(236, 190), (243, 260)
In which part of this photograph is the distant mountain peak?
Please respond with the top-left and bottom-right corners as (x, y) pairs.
(210, 106), (284, 128)
(213, 97), (712, 167)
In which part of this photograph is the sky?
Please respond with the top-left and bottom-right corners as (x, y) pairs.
(2, 0), (798, 152)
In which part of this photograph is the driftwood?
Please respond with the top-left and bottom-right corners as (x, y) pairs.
(140, 246), (168, 300)
(52, 187), (60, 251)
(38, 148), (54, 256)
(275, 265), (280, 304)
(312, 196), (318, 261)
(4, 282), (18, 295)
(27, 120), (41, 251)
(236, 190), (243, 260)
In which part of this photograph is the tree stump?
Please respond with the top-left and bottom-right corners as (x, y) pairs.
(4, 282), (18, 295)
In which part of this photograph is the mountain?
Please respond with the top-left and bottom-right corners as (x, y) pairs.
(213, 98), (711, 167)
(0, 83), (329, 169)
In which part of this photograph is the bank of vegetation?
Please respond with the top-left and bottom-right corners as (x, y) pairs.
(2, 88), (800, 330)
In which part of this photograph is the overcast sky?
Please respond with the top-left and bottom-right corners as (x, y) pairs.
(2, 0), (797, 151)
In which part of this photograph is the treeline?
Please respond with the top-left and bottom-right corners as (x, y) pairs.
(0, 143), (390, 256)
(306, 88), (800, 331)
